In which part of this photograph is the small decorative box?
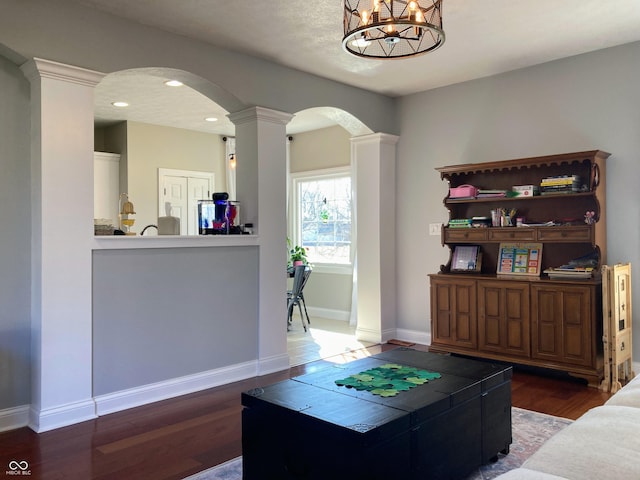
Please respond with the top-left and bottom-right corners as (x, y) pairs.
(449, 184), (478, 198)
(512, 185), (540, 197)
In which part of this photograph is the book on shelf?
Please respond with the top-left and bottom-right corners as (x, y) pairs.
(540, 175), (580, 186)
(476, 189), (508, 198)
(540, 180), (579, 187)
(448, 218), (472, 228)
(540, 186), (581, 195)
(544, 267), (594, 279)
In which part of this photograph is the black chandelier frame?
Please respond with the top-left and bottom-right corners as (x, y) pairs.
(342, 0), (445, 59)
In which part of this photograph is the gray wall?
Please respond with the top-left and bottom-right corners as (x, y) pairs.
(92, 246), (258, 395)
(396, 41), (640, 359)
(0, 55), (31, 409)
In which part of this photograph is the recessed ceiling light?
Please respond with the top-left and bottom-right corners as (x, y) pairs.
(205, 117), (218, 122)
(112, 101), (129, 107)
(164, 80), (183, 87)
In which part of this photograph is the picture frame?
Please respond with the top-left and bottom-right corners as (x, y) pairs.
(451, 245), (482, 273)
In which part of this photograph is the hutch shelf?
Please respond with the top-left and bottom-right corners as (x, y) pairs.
(429, 150), (609, 387)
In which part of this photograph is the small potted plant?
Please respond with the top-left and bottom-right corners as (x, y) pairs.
(290, 245), (308, 266)
(287, 237), (308, 266)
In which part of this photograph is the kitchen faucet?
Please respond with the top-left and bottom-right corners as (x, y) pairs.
(140, 224), (158, 235)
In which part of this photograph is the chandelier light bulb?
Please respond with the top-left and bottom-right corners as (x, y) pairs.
(372, 0), (380, 22)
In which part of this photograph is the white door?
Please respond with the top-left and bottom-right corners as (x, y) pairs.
(188, 177), (211, 235)
(159, 168), (214, 235)
(161, 175), (188, 234)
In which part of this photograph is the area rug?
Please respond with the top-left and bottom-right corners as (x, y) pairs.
(183, 407), (572, 480)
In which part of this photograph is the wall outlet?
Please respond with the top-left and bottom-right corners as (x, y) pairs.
(429, 223), (441, 236)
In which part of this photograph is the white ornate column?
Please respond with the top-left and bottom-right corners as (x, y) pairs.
(229, 106), (293, 374)
(352, 133), (399, 343)
(21, 58), (104, 432)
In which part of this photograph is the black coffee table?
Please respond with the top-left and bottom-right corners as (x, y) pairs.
(242, 348), (512, 479)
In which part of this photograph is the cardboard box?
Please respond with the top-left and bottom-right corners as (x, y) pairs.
(512, 185), (539, 197)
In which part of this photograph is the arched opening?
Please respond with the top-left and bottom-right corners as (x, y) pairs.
(286, 107), (375, 365)
(92, 66), (384, 367)
(93, 68), (238, 235)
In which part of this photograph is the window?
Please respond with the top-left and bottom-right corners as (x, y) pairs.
(291, 168), (352, 269)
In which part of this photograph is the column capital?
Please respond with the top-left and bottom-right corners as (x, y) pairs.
(351, 132), (400, 146)
(228, 106), (293, 127)
(21, 57), (105, 87)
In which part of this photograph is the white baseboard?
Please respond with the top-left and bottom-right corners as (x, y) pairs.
(354, 326), (431, 345)
(306, 306), (350, 322)
(29, 399), (97, 433)
(393, 328), (431, 347)
(354, 325), (382, 343)
(0, 405), (29, 432)
(3, 357), (291, 433)
(94, 360), (260, 417)
(256, 353), (290, 376)
(93, 356), (291, 418)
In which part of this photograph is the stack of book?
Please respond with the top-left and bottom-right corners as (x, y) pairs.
(540, 175), (581, 195)
(448, 218), (472, 228)
(544, 266), (594, 279)
(544, 251), (598, 279)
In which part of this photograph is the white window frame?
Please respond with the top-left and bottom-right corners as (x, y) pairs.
(289, 166), (353, 275)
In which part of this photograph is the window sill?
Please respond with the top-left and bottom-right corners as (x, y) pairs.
(310, 263), (353, 275)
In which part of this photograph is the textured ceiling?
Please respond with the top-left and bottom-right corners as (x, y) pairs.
(83, 0), (640, 135)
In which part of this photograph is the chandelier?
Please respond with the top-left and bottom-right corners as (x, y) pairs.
(342, 0), (445, 59)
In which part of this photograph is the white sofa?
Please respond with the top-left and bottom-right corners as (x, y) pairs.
(495, 374), (640, 480)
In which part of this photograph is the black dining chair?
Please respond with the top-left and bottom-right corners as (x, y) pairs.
(298, 265), (312, 325)
(287, 265), (312, 331)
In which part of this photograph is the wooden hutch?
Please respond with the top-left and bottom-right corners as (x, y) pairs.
(429, 150), (609, 387)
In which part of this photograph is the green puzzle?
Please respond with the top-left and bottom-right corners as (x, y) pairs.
(335, 363), (441, 397)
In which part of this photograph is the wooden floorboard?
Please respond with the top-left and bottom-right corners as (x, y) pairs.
(0, 343), (613, 480)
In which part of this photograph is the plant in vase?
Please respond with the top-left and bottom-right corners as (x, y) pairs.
(287, 237), (308, 267)
(290, 245), (308, 266)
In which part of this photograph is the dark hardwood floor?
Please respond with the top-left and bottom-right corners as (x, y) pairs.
(0, 343), (612, 480)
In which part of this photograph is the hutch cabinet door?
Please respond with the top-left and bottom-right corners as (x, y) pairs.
(531, 283), (595, 367)
(478, 280), (530, 358)
(430, 277), (477, 350)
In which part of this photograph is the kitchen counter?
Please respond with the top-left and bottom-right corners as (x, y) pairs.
(92, 234), (259, 250)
